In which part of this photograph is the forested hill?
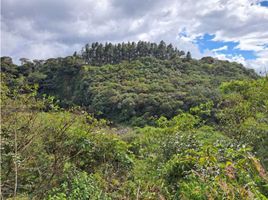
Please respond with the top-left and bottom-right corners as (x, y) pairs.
(1, 42), (268, 199)
(1, 41), (258, 125)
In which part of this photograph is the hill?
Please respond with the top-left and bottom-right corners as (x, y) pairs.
(1, 43), (258, 125)
(1, 42), (267, 199)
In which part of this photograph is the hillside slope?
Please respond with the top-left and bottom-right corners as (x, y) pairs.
(1, 54), (258, 125)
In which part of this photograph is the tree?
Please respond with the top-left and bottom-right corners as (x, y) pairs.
(186, 51), (192, 60)
(157, 40), (167, 59)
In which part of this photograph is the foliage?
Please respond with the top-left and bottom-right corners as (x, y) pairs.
(1, 80), (131, 199)
(1, 44), (267, 199)
(217, 77), (268, 169)
(48, 171), (110, 200)
(1, 43), (258, 124)
(80, 41), (185, 66)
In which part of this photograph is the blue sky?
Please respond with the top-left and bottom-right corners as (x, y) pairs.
(260, 1), (268, 7)
(195, 34), (257, 60)
(1, 0), (268, 73)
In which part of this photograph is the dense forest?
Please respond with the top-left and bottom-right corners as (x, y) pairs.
(1, 41), (268, 199)
(80, 41), (187, 66)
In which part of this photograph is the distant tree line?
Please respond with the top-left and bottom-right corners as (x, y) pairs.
(79, 40), (188, 66)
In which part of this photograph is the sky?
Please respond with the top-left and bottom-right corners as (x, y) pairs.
(1, 0), (268, 73)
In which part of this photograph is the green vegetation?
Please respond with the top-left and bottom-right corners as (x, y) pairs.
(1, 48), (257, 125)
(1, 42), (267, 199)
(80, 41), (186, 66)
(218, 78), (268, 168)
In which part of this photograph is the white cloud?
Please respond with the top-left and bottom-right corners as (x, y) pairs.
(1, 0), (268, 71)
(212, 45), (228, 52)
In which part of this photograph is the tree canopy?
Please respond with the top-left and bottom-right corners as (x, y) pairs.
(1, 41), (267, 199)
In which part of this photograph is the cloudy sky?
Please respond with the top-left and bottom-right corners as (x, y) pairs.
(1, 0), (268, 72)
